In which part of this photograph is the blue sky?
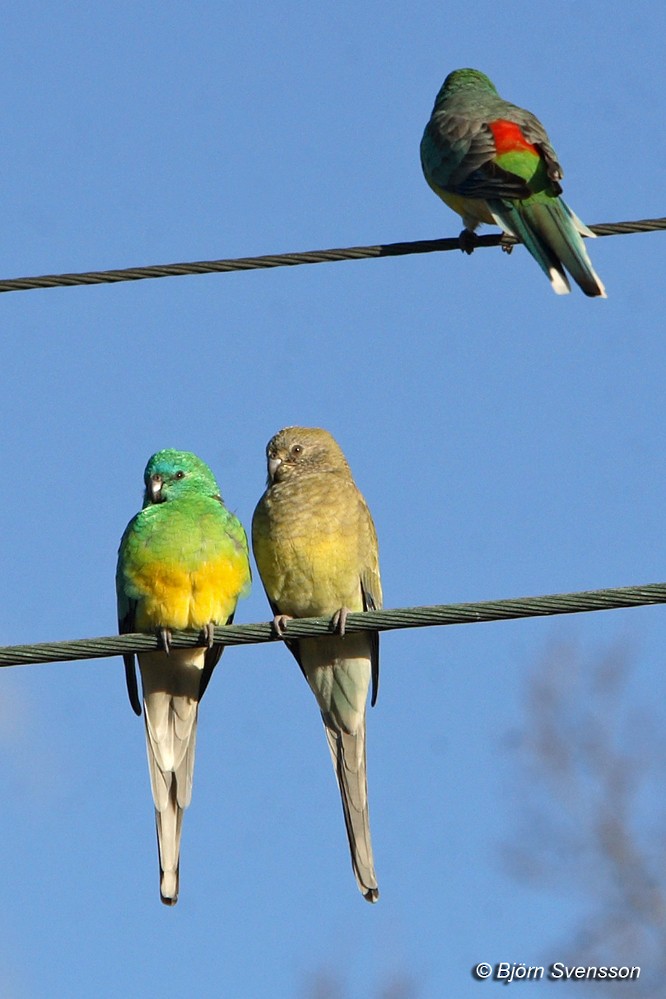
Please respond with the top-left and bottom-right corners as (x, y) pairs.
(1, 3), (665, 996)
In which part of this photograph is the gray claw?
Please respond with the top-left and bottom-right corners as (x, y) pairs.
(331, 607), (349, 637)
(158, 627), (172, 655)
(272, 614), (293, 637)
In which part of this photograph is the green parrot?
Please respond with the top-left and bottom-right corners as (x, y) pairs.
(420, 68), (606, 297)
(116, 449), (251, 905)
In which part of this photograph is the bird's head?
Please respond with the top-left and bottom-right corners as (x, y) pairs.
(142, 449), (222, 505)
(264, 426), (350, 485)
(434, 67), (498, 106)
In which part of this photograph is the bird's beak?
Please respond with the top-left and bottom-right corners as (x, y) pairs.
(267, 456), (281, 483)
(149, 474), (164, 502)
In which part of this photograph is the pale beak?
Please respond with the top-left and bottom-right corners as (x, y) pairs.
(268, 456), (281, 482)
(149, 474), (163, 502)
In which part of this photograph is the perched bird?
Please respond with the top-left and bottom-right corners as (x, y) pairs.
(116, 449), (251, 905)
(252, 427), (382, 902)
(420, 68), (606, 297)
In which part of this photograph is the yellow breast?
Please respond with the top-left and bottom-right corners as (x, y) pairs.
(254, 531), (362, 619)
(132, 552), (247, 631)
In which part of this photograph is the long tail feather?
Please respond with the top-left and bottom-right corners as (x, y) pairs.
(490, 198), (606, 298)
(154, 781), (184, 905)
(140, 650), (203, 905)
(300, 635), (379, 901)
(144, 696), (199, 905)
(323, 719), (379, 903)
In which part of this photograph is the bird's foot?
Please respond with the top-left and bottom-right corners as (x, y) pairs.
(331, 607), (350, 637)
(458, 228), (478, 255)
(272, 614), (293, 637)
(499, 233), (515, 255)
(158, 627), (172, 655)
(201, 622), (216, 649)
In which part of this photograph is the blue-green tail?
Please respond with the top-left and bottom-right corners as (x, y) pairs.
(489, 197), (607, 298)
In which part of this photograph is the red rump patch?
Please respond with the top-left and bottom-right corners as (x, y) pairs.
(489, 119), (539, 156)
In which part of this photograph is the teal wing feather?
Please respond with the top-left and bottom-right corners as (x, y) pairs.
(489, 197), (604, 297)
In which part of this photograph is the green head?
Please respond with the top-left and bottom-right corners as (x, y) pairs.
(434, 68), (498, 105)
(142, 449), (222, 506)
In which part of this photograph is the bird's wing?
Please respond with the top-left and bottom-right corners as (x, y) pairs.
(359, 497), (382, 707)
(118, 597), (142, 716)
(197, 615), (229, 702)
(426, 107), (563, 201)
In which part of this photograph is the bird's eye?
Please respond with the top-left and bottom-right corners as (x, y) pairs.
(175, 471), (185, 479)
(291, 444), (303, 457)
